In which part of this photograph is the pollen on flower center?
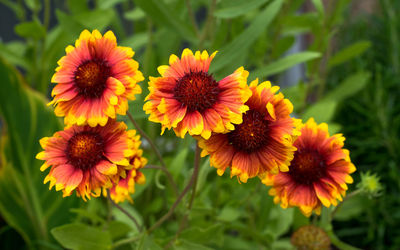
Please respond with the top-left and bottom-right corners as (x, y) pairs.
(173, 71), (220, 113)
(67, 131), (104, 170)
(290, 150), (326, 184)
(227, 110), (270, 153)
(74, 60), (110, 98)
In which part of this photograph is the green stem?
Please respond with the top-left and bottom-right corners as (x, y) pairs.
(146, 143), (201, 234)
(43, 0), (50, 30)
(107, 192), (142, 232)
(127, 112), (178, 197)
(199, 0), (217, 49)
(112, 233), (143, 248)
(166, 144), (201, 247)
(128, 112), (165, 169)
(188, 144), (201, 210)
(327, 231), (361, 250)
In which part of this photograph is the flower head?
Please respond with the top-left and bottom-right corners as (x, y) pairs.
(262, 118), (356, 216)
(106, 130), (147, 203)
(198, 79), (298, 182)
(357, 171), (383, 198)
(36, 120), (138, 200)
(49, 29), (144, 127)
(143, 48), (252, 139)
(291, 225), (330, 250)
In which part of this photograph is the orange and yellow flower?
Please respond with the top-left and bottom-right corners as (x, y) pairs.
(262, 118), (356, 216)
(198, 79), (298, 183)
(106, 130), (147, 203)
(49, 29), (144, 127)
(36, 120), (138, 201)
(143, 48), (252, 139)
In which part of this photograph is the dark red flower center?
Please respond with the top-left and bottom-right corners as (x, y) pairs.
(289, 150), (326, 185)
(67, 131), (104, 171)
(227, 110), (270, 153)
(74, 60), (110, 98)
(173, 71), (220, 113)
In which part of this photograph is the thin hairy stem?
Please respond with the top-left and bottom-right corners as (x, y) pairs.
(188, 144), (201, 210)
(147, 144), (201, 234)
(107, 192), (142, 232)
(127, 112), (165, 167)
(127, 112), (178, 196)
(166, 144), (201, 247)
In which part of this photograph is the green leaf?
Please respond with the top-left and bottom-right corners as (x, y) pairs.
(324, 71), (371, 101)
(302, 101), (337, 123)
(271, 239), (295, 250)
(303, 72), (370, 124)
(0, 42), (30, 69)
(281, 82), (306, 111)
(274, 35), (295, 56)
(211, 0), (284, 72)
(56, 10), (84, 35)
(197, 159), (213, 191)
(51, 223), (112, 250)
(14, 21), (45, 39)
(169, 148), (189, 179)
(136, 234), (162, 250)
(173, 240), (213, 250)
(24, 0), (40, 11)
(265, 207), (294, 238)
(98, 0), (126, 9)
(1, 0), (25, 19)
(311, 0), (324, 17)
(112, 204), (143, 234)
(134, 0), (196, 42)
(334, 195), (369, 221)
(217, 207), (241, 222)
(252, 51), (321, 79)
(328, 123), (342, 134)
(107, 221), (132, 240)
(124, 8), (145, 21)
(282, 13), (318, 32)
(214, 0), (270, 19)
(70, 208), (105, 225)
(74, 9), (115, 31)
(180, 224), (223, 245)
(0, 57), (78, 245)
(67, 0), (88, 14)
(0, 164), (35, 244)
(328, 41), (371, 68)
(292, 209), (309, 231)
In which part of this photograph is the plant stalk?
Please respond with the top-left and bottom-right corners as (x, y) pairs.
(107, 192), (142, 232)
(146, 143), (201, 234)
(127, 111), (178, 197)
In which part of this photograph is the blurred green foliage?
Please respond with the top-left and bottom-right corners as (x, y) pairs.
(0, 0), (396, 249)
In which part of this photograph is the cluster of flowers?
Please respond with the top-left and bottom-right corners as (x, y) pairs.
(36, 30), (147, 202)
(37, 30), (356, 216)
